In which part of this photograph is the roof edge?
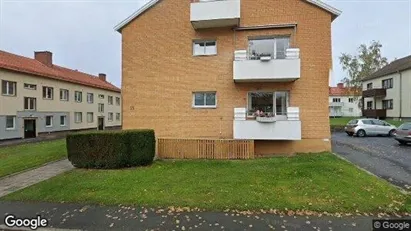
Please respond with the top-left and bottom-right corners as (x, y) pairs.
(114, 0), (341, 32)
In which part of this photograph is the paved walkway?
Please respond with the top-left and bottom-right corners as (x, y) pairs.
(0, 201), (393, 231)
(0, 159), (74, 197)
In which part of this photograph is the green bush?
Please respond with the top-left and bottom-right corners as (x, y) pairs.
(67, 129), (155, 169)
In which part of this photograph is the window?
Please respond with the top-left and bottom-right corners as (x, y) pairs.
(108, 112), (113, 121)
(6, 116), (16, 130)
(24, 83), (36, 90)
(60, 89), (69, 101)
(366, 101), (373, 109)
(108, 96), (113, 105)
(60, 116), (66, 126)
(366, 83), (373, 90)
(382, 99), (394, 110)
(248, 37), (290, 60)
(2, 80), (16, 96)
(193, 92), (217, 108)
(98, 103), (104, 113)
(87, 93), (94, 104)
(362, 120), (373, 125)
(75, 91), (82, 103)
(87, 112), (94, 123)
(45, 116), (53, 127)
(116, 113), (120, 121)
(332, 98), (341, 103)
(116, 97), (120, 105)
(349, 108), (354, 113)
(98, 94), (104, 99)
(193, 40), (217, 56)
(74, 112), (82, 123)
(247, 91), (289, 116)
(398, 123), (411, 130)
(382, 78), (393, 89)
(24, 97), (36, 110)
(42, 86), (53, 99)
(348, 98), (354, 103)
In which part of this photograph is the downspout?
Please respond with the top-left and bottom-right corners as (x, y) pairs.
(398, 70), (403, 120)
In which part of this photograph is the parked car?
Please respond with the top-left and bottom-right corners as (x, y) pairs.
(393, 123), (411, 145)
(344, 119), (397, 137)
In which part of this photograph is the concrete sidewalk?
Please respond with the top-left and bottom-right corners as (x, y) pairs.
(0, 159), (74, 197)
(0, 201), (394, 231)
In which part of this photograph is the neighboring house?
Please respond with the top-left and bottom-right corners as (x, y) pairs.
(0, 50), (122, 141)
(361, 55), (411, 120)
(329, 83), (362, 117)
(115, 0), (341, 155)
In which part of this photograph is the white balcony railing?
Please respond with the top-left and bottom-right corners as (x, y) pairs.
(233, 107), (302, 140)
(190, 0), (241, 29)
(233, 48), (301, 82)
(329, 102), (344, 107)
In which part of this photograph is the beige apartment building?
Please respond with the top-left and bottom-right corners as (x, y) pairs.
(115, 0), (341, 155)
(0, 50), (121, 140)
(362, 55), (411, 120)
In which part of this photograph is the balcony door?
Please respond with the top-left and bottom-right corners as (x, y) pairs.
(247, 91), (289, 119)
(248, 37), (290, 60)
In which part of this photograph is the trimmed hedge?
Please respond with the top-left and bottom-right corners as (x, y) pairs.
(67, 129), (155, 169)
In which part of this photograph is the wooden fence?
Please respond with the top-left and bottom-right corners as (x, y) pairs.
(157, 138), (255, 159)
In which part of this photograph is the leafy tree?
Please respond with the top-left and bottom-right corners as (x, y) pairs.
(339, 41), (388, 96)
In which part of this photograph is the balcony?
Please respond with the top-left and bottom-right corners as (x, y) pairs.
(233, 48), (301, 82)
(233, 107), (301, 140)
(362, 109), (387, 118)
(190, 0), (241, 29)
(329, 102), (344, 107)
(362, 88), (387, 98)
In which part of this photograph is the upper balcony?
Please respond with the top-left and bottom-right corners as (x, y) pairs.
(190, 0), (241, 29)
(233, 107), (301, 140)
(233, 48), (301, 82)
(362, 88), (387, 98)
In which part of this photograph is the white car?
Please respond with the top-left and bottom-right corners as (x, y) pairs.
(344, 119), (397, 137)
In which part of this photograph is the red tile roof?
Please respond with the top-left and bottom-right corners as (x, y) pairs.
(0, 50), (120, 93)
(329, 85), (361, 96)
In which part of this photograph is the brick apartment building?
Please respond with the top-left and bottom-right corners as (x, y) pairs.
(115, 0), (341, 155)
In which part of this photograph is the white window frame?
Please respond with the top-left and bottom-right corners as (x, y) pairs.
(87, 112), (94, 123)
(108, 112), (113, 121)
(87, 93), (94, 104)
(98, 94), (104, 99)
(60, 115), (67, 127)
(45, 116), (53, 127)
(116, 97), (120, 106)
(348, 98), (354, 103)
(74, 112), (82, 123)
(24, 83), (37, 90)
(24, 97), (36, 111)
(247, 91), (289, 117)
(60, 89), (69, 101)
(116, 113), (120, 121)
(75, 91), (82, 103)
(193, 40), (217, 56)
(332, 98), (341, 103)
(192, 92), (217, 108)
(43, 86), (54, 100)
(248, 36), (290, 60)
(2, 80), (16, 96)
(108, 96), (113, 105)
(5, 116), (16, 130)
(98, 103), (104, 113)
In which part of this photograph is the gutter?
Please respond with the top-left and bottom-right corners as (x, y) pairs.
(398, 70), (403, 119)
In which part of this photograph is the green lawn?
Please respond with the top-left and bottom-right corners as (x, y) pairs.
(330, 117), (404, 127)
(0, 139), (67, 178)
(3, 153), (410, 213)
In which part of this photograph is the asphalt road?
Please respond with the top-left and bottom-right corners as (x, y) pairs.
(332, 132), (411, 190)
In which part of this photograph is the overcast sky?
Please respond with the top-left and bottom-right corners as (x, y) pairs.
(0, 0), (410, 87)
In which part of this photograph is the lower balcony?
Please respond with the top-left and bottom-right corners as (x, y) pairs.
(362, 88), (387, 98)
(362, 109), (387, 118)
(233, 48), (301, 82)
(233, 107), (301, 140)
(329, 102), (344, 107)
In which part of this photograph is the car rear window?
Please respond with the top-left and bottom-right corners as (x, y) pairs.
(398, 123), (411, 130)
(348, 120), (358, 125)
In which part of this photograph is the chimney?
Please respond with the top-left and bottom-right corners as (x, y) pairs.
(98, 73), (106, 82)
(34, 51), (53, 67)
(337, 83), (344, 89)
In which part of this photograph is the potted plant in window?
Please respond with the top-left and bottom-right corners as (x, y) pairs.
(254, 110), (276, 123)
